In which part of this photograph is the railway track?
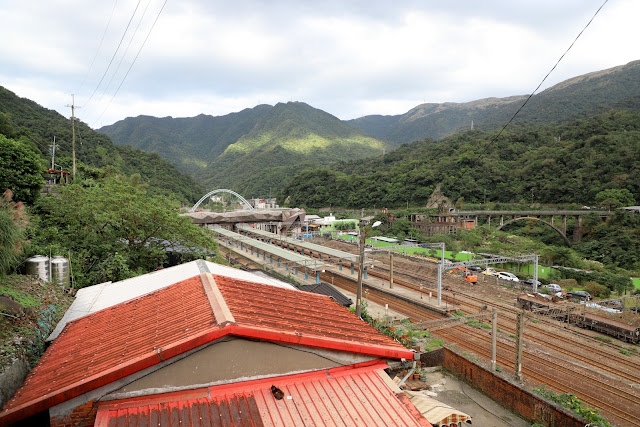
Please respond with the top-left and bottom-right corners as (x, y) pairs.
(222, 237), (640, 426)
(321, 270), (640, 427)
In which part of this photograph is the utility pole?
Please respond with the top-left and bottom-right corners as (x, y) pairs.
(49, 136), (59, 170)
(514, 310), (525, 381)
(389, 251), (394, 289)
(66, 95), (79, 180)
(491, 308), (498, 371)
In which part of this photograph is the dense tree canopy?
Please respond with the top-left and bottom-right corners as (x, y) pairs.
(281, 111), (640, 209)
(30, 175), (217, 287)
(0, 135), (44, 205)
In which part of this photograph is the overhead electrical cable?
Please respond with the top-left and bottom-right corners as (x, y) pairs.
(91, 0), (169, 127)
(76, 0), (119, 95)
(488, 0), (609, 145)
(91, 0), (153, 112)
(81, 0), (142, 109)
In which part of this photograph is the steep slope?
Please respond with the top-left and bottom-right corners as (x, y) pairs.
(201, 102), (387, 196)
(101, 102), (387, 197)
(283, 108), (640, 208)
(349, 59), (640, 144)
(0, 86), (204, 203)
(99, 105), (271, 175)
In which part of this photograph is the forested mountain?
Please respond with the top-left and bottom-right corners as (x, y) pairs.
(101, 102), (387, 197)
(99, 105), (273, 176)
(281, 109), (640, 208)
(0, 86), (204, 203)
(348, 60), (640, 144)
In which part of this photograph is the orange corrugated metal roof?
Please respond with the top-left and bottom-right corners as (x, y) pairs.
(1, 272), (414, 425)
(94, 362), (431, 427)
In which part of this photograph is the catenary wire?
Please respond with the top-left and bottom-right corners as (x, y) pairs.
(81, 0), (142, 109)
(488, 0), (609, 146)
(75, 0), (119, 95)
(91, 0), (168, 128)
(90, 0), (153, 115)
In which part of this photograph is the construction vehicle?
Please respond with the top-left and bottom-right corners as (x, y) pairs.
(448, 267), (478, 284)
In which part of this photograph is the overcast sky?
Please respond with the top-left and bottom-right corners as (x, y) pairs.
(1, 0), (638, 128)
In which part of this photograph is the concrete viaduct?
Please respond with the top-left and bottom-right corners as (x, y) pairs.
(448, 210), (613, 245)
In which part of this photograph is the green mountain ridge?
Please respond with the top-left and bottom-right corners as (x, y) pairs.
(0, 86), (204, 203)
(282, 108), (640, 209)
(101, 101), (387, 197)
(348, 60), (640, 143)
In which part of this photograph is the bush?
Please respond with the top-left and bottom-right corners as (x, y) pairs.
(584, 281), (610, 298)
(558, 279), (578, 289)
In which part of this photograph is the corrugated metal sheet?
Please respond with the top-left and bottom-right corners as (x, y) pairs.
(238, 225), (359, 262)
(94, 364), (431, 427)
(2, 272), (414, 425)
(48, 260), (295, 341)
(213, 226), (328, 269)
(405, 391), (472, 426)
(293, 282), (353, 307)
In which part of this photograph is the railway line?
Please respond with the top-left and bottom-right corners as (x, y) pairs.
(220, 237), (640, 426)
(321, 270), (640, 427)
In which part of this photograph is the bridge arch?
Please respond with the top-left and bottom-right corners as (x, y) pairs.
(496, 217), (571, 246)
(191, 189), (254, 212)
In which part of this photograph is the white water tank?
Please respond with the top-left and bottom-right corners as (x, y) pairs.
(50, 256), (70, 287)
(25, 255), (50, 282)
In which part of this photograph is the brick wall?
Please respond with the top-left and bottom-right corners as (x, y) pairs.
(49, 400), (98, 427)
(440, 347), (587, 427)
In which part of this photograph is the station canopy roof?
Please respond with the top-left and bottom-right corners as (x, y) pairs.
(238, 225), (358, 262)
(212, 227), (329, 270)
(184, 208), (305, 225)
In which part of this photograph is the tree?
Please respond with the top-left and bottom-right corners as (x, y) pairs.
(32, 176), (218, 287)
(0, 135), (44, 205)
(594, 189), (635, 211)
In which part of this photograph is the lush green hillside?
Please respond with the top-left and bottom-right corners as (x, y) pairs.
(281, 109), (640, 208)
(101, 102), (387, 198)
(0, 87), (204, 203)
(348, 60), (640, 144)
(200, 102), (386, 196)
(99, 105), (272, 176)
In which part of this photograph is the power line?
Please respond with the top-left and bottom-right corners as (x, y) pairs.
(90, 0), (153, 113)
(81, 0), (142, 109)
(91, 0), (169, 127)
(488, 0), (609, 146)
(75, 0), (119, 95)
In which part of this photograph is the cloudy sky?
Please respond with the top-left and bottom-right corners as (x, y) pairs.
(1, 0), (637, 128)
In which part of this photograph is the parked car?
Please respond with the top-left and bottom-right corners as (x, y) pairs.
(602, 299), (622, 309)
(468, 266), (483, 272)
(497, 272), (519, 282)
(566, 291), (592, 301)
(523, 279), (541, 287)
(544, 284), (562, 293)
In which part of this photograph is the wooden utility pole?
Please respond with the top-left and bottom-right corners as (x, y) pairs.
(515, 310), (525, 381)
(66, 95), (78, 179)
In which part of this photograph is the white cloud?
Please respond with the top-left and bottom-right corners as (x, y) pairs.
(1, 0), (638, 126)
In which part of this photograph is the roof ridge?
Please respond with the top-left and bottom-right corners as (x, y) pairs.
(200, 272), (236, 326)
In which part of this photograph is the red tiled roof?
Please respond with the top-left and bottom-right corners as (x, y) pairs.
(1, 273), (414, 425)
(94, 361), (431, 427)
